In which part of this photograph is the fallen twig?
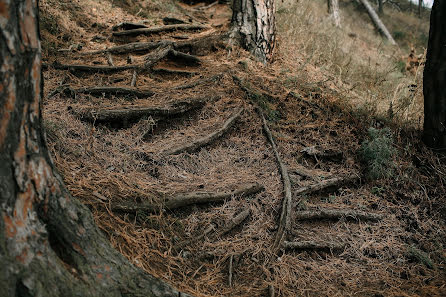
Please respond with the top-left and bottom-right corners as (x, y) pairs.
(261, 113), (292, 252)
(295, 209), (383, 222)
(300, 145), (343, 161)
(112, 183), (264, 212)
(82, 41), (174, 55)
(162, 108), (243, 155)
(131, 70), (138, 87)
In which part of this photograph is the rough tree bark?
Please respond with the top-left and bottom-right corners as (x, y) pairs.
(359, 0), (396, 45)
(229, 0), (276, 63)
(423, 0), (446, 149)
(327, 0), (341, 27)
(0, 1), (190, 296)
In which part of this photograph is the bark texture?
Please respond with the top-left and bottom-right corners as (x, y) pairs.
(423, 0), (446, 149)
(359, 0), (396, 45)
(0, 1), (190, 296)
(230, 0), (276, 63)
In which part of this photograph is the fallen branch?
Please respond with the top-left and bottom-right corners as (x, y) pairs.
(173, 74), (223, 90)
(74, 96), (208, 124)
(62, 86), (154, 98)
(295, 208), (383, 222)
(53, 62), (138, 73)
(112, 24), (209, 37)
(162, 108), (243, 155)
(261, 113), (292, 252)
(112, 183), (264, 212)
(358, 0), (396, 45)
(283, 241), (345, 252)
(295, 175), (359, 196)
(162, 17), (187, 25)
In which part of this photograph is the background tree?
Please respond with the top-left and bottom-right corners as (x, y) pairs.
(423, 0), (446, 149)
(230, 0), (276, 63)
(328, 0), (341, 27)
(418, 0), (423, 17)
(0, 1), (189, 296)
(378, 0), (384, 14)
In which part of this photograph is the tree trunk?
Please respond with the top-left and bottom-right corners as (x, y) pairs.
(359, 0), (396, 45)
(378, 0), (383, 14)
(0, 1), (190, 296)
(423, 0), (446, 149)
(418, 0), (423, 18)
(230, 0), (276, 63)
(327, 0), (341, 27)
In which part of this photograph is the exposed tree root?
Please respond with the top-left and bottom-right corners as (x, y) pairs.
(53, 62), (138, 73)
(261, 113), (292, 252)
(112, 22), (148, 31)
(295, 209), (383, 222)
(301, 145), (343, 161)
(168, 49), (202, 66)
(283, 241), (345, 252)
(60, 86), (154, 98)
(153, 68), (198, 76)
(228, 254), (234, 287)
(82, 40), (174, 55)
(131, 70), (138, 87)
(162, 108), (243, 155)
(173, 74), (223, 90)
(112, 183), (264, 212)
(213, 208), (251, 238)
(295, 175), (359, 196)
(163, 17), (187, 25)
(73, 97), (208, 124)
(112, 24), (209, 37)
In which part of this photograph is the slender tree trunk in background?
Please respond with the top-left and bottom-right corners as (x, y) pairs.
(327, 0), (341, 27)
(359, 0), (396, 45)
(423, 0), (446, 149)
(378, 0), (383, 14)
(230, 0), (276, 63)
(418, 0), (423, 18)
(0, 1), (189, 296)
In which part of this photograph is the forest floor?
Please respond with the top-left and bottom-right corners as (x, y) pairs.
(40, 0), (446, 296)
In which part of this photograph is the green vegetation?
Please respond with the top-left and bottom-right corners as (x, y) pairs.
(360, 127), (396, 180)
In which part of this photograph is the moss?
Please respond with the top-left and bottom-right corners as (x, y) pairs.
(407, 246), (434, 269)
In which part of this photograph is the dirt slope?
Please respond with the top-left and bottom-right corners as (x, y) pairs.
(41, 0), (446, 296)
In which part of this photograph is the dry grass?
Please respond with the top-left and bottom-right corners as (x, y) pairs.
(40, 0), (446, 296)
(275, 0), (426, 126)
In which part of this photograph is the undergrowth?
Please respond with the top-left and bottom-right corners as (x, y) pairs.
(360, 127), (396, 180)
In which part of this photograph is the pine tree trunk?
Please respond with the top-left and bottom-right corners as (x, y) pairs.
(230, 0), (276, 63)
(327, 0), (341, 27)
(423, 0), (446, 149)
(0, 1), (190, 296)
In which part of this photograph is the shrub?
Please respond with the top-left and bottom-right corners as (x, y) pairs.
(360, 127), (396, 180)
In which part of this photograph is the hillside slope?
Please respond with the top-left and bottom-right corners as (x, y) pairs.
(41, 0), (446, 296)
